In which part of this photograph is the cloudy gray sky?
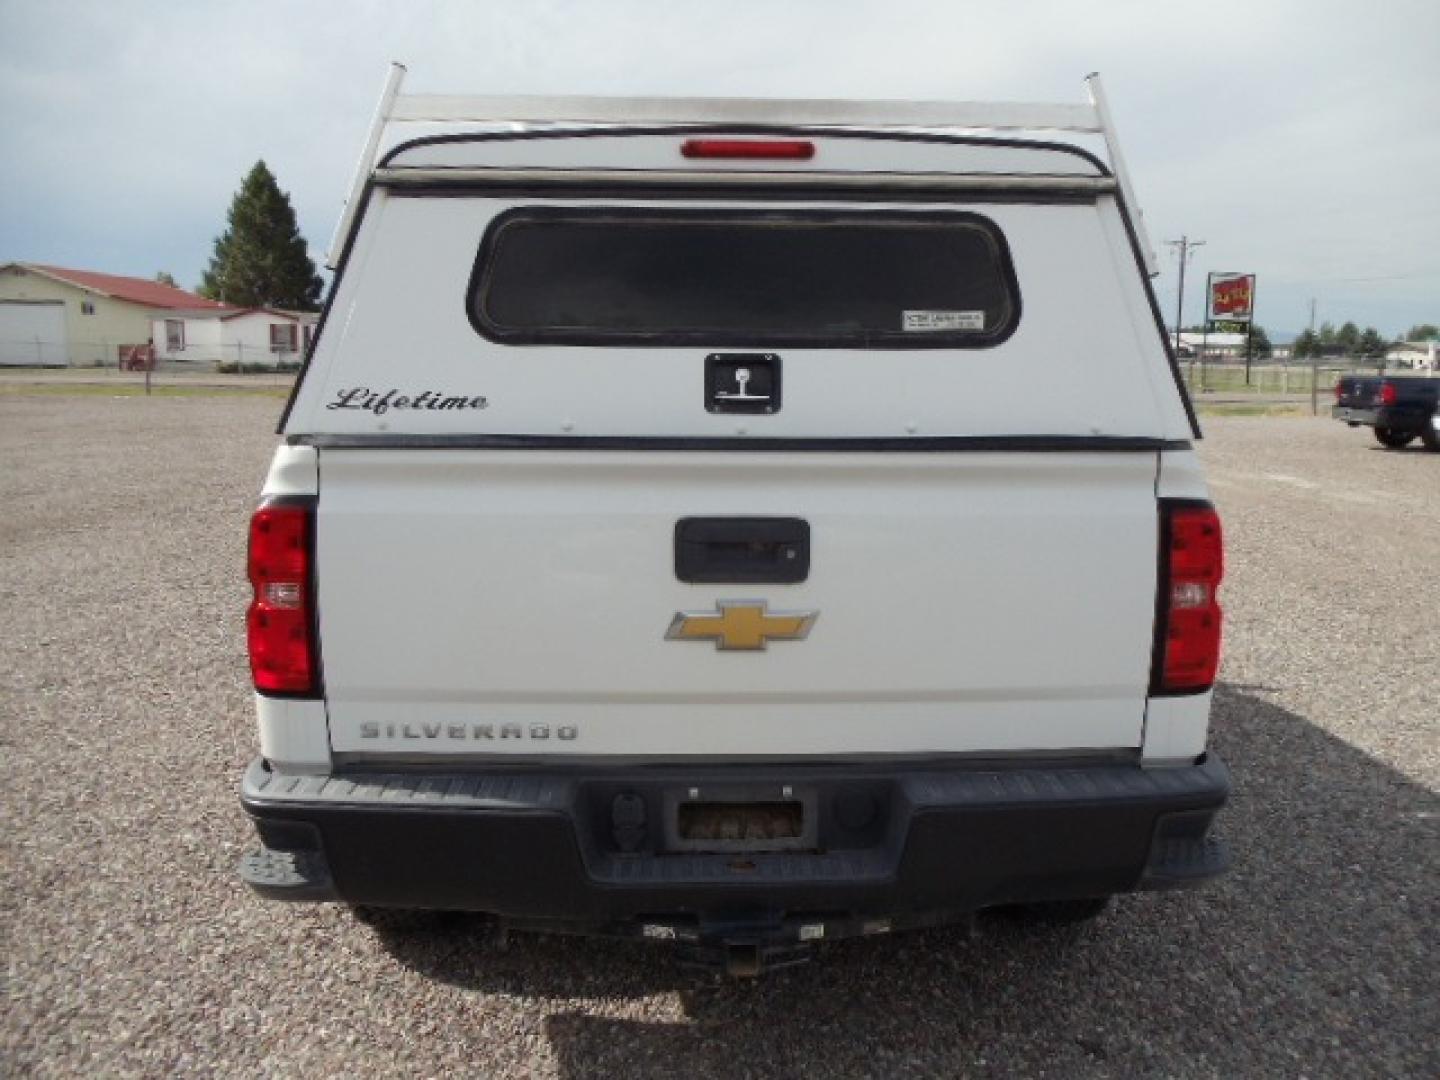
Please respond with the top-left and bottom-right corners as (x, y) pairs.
(2, 0), (1436, 337)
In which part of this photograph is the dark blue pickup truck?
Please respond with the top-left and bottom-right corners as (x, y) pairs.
(1333, 375), (1440, 451)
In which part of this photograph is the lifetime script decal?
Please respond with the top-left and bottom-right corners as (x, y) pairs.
(327, 387), (489, 416)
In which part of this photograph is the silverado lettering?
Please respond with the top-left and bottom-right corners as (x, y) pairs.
(359, 722), (579, 740)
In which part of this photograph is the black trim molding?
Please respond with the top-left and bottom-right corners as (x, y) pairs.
(287, 433), (1190, 454)
(377, 123), (1113, 177)
(386, 179), (1104, 206)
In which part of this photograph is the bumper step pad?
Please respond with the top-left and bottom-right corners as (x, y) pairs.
(239, 847), (337, 902)
(1141, 833), (1232, 889)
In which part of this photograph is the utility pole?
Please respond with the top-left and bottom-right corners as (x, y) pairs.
(1308, 298), (1319, 416)
(1166, 237), (1205, 388)
(1243, 277), (1259, 386)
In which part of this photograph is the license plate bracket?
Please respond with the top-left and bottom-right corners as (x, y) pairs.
(664, 785), (817, 853)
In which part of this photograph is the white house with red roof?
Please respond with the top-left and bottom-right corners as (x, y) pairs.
(151, 306), (317, 368)
(0, 262), (229, 366)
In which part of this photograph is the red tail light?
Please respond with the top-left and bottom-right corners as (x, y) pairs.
(1153, 502), (1224, 694)
(680, 139), (815, 160)
(1333, 382), (1343, 402)
(1379, 382), (1397, 406)
(247, 502), (318, 695)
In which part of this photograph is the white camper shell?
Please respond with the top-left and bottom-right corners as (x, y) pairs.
(241, 69), (1229, 973)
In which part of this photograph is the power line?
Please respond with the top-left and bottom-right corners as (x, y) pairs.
(1165, 236), (1205, 354)
(1275, 272), (1440, 284)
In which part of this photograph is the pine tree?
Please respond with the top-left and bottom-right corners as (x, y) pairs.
(1357, 327), (1387, 357)
(200, 161), (322, 310)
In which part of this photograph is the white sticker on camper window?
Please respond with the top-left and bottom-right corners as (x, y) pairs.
(903, 310), (986, 332)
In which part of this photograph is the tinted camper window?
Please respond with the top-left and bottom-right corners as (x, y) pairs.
(471, 208), (1019, 348)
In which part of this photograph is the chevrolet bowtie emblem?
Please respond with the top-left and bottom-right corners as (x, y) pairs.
(666, 600), (818, 651)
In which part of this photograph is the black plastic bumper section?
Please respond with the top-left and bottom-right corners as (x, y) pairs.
(239, 755), (1230, 930)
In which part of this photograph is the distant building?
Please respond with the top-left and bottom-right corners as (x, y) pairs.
(152, 307), (317, 367)
(1171, 331), (1250, 359)
(0, 262), (228, 366)
(1385, 340), (1438, 371)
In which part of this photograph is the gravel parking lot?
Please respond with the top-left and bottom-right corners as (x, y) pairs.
(2, 396), (1435, 1078)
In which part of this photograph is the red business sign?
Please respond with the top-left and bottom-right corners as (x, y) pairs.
(1208, 273), (1256, 322)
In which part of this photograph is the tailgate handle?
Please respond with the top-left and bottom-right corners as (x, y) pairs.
(675, 517), (810, 583)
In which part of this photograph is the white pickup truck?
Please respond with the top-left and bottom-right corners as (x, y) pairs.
(240, 68), (1230, 974)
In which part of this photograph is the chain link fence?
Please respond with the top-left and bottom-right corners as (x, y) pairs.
(0, 338), (301, 371)
(1181, 358), (1437, 396)
(1180, 361), (1348, 396)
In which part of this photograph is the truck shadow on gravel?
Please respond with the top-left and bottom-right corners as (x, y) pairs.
(369, 686), (1437, 1078)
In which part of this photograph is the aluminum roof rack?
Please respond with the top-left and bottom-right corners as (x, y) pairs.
(328, 63), (1155, 275)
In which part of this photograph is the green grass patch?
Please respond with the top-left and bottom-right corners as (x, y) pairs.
(0, 382), (289, 399)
